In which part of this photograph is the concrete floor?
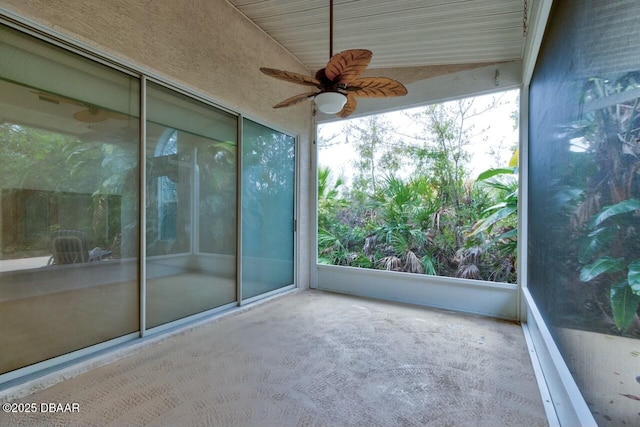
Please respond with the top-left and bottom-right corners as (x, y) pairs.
(0, 290), (548, 426)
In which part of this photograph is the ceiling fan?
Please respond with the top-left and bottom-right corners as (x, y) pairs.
(34, 91), (129, 123)
(259, 0), (407, 118)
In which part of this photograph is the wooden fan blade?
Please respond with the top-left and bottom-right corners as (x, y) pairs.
(73, 109), (111, 123)
(273, 92), (317, 109)
(106, 111), (131, 120)
(33, 91), (85, 107)
(325, 49), (372, 84)
(336, 93), (357, 118)
(260, 68), (320, 87)
(346, 77), (408, 98)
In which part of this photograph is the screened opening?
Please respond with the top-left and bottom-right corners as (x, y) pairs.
(528, 0), (640, 424)
(317, 90), (520, 284)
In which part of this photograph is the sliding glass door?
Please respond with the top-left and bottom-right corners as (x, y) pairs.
(145, 82), (237, 328)
(0, 22), (297, 380)
(0, 25), (140, 374)
(242, 119), (295, 300)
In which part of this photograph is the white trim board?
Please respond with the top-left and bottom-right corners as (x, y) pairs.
(317, 265), (518, 320)
(522, 288), (597, 427)
(316, 61), (523, 123)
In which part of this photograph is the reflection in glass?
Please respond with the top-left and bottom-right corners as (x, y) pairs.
(145, 82), (237, 328)
(242, 119), (295, 299)
(528, 1), (640, 423)
(0, 25), (139, 374)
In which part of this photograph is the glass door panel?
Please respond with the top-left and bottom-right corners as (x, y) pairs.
(0, 25), (139, 374)
(242, 119), (295, 299)
(145, 82), (237, 328)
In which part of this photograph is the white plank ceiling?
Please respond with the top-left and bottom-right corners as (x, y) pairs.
(226, 0), (528, 71)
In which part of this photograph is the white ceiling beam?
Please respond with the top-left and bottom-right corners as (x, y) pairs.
(522, 0), (554, 86)
(316, 60), (522, 123)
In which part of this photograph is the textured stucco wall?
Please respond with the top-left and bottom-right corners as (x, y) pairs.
(0, 0), (312, 288)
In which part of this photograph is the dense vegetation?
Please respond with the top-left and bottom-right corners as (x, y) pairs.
(317, 94), (519, 283)
(550, 73), (640, 333)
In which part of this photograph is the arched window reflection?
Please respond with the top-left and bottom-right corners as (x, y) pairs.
(145, 81), (237, 328)
(154, 129), (178, 242)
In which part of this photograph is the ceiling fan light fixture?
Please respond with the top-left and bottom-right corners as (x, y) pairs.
(258, 0), (406, 118)
(314, 91), (347, 114)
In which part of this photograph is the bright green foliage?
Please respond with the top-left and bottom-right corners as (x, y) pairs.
(317, 166), (369, 266)
(317, 166), (346, 230)
(465, 164), (518, 277)
(369, 176), (436, 274)
(578, 199), (640, 331)
(610, 281), (640, 333)
(563, 73), (640, 334)
(580, 257), (625, 282)
(629, 260), (640, 294)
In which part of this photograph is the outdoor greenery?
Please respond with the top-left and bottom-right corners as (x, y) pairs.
(317, 93), (519, 283)
(0, 122), (138, 258)
(559, 73), (640, 333)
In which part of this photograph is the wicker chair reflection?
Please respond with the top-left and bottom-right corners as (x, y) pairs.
(50, 230), (112, 265)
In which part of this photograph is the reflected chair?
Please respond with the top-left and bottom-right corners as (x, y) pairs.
(50, 230), (112, 265)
